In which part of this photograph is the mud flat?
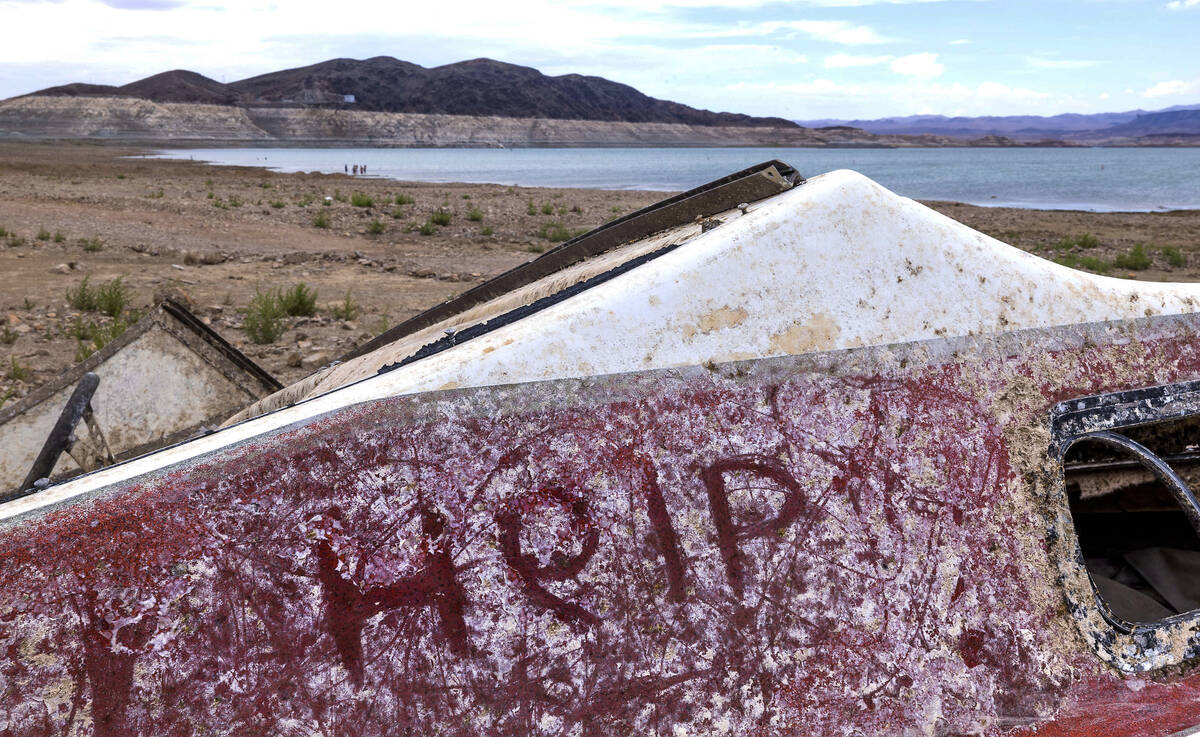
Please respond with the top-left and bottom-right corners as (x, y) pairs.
(2, 141), (1198, 408)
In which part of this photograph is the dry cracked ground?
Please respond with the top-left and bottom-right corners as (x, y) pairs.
(2, 141), (1199, 410)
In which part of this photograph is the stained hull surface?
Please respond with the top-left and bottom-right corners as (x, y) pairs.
(5, 314), (1200, 735)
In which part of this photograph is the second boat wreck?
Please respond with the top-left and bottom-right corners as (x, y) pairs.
(4, 163), (1200, 736)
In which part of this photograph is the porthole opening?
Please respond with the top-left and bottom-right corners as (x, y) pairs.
(1065, 415), (1200, 624)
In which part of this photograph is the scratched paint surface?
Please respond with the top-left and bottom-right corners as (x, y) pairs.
(6, 317), (1200, 736)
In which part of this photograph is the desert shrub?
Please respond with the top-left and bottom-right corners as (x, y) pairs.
(5, 357), (31, 382)
(419, 221), (437, 236)
(329, 290), (360, 321)
(430, 209), (452, 226)
(367, 219), (386, 235)
(36, 227), (50, 241)
(1078, 256), (1111, 273)
(391, 207), (406, 219)
(65, 276), (97, 311)
(269, 200), (286, 209)
(243, 290), (286, 344)
(527, 244), (546, 253)
(278, 282), (317, 316)
(467, 207), (484, 222)
(526, 201), (537, 215)
(312, 212), (330, 229)
(1162, 246), (1186, 267)
(540, 203), (554, 215)
(53, 230), (65, 243)
(480, 226), (494, 236)
(1054, 233), (1099, 250)
(539, 222), (587, 242)
(395, 194), (415, 205)
(73, 313), (136, 360)
(351, 192), (374, 208)
(95, 277), (130, 318)
(0, 326), (15, 345)
(1114, 244), (1152, 271)
(80, 236), (103, 252)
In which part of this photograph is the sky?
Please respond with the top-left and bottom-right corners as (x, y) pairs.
(0, 0), (1196, 120)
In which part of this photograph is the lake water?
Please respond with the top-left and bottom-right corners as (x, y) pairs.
(150, 147), (1200, 212)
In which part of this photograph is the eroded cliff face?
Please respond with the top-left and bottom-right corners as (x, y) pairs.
(0, 96), (989, 147)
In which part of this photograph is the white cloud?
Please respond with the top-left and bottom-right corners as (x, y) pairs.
(824, 53), (891, 68)
(890, 53), (943, 79)
(948, 39), (970, 45)
(1028, 57), (1100, 70)
(1166, 0), (1200, 8)
(1099, 92), (1110, 100)
(1144, 79), (1200, 97)
(705, 20), (891, 45)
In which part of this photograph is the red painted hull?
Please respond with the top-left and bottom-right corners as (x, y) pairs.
(4, 315), (1200, 736)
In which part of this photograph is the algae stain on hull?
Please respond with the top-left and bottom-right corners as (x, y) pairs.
(769, 312), (842, 355)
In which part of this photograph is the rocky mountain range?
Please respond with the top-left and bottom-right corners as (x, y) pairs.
(798, 104), (1200, 142)
(31, 57), (797, 129)
(7, 56), (1196, 146)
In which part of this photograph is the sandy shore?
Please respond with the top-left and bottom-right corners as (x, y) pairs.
(2, 141), (1199, 407)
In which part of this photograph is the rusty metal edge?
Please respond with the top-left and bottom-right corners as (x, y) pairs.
(337, 159), (802, 364)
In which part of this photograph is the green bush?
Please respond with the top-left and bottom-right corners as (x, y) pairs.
(395, 194), (415, 205)
(430, 209), (452, 226)
(81, 236), (103, 252)
(419, 221), (437, 236)
(540, 203), (554, 215)
(367, 219), (386, 235)
(312, 212), (330, 229)
(95, 276), (130, 318)
(1162, 246), (1186, 267)
(243, 290), (286, 344)
(330, 290), (360, 321)
(391, 207), (406, 219)
(526, 201), (537, 216)
(5, 357), (31, 382)
(73, 313), (136, 361)
(351, 192), (374, 208)
(539, 222), (587, 242)
(53, 230), (65, 243)
(269, 200), (286, 209)
(65, 276), (97, 311)
(1078, 256), (1111, 274)
(467, 207), (484, 222)
(480, 225), (494, 236)
(36, 227), (50, 241)
(1054, 233), (1100, 250)
(278, 282), (317, 316)
(0, 326), (15, 345)
(1114, 244), (1152, 271)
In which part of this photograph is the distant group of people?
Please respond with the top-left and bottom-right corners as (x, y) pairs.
(345, 164), (368, 175)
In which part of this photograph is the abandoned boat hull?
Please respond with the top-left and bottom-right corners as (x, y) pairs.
(4, 313), (1200, 735)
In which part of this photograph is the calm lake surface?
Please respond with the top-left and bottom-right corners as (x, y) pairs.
(151, 147), (1200, 212)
